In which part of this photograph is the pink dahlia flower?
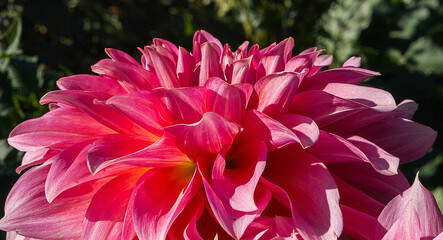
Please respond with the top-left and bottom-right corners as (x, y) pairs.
(1, 30), (441, 240)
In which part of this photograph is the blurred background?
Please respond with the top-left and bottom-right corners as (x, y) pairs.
(0, 0), (442, 237)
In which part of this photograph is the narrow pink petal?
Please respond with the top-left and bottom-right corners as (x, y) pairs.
(6, 231), (40, 240)
(340, 205), (377, 240)
(16, 148), (58, 173)
(40, 90), (149, 135)
(212, 141), (267, 212)
(285, 50), (322, 73)
(0, 165), (104, 239)
(151, 87), (206, 124)
(327, 162), (409, 205)
(290, 90), (368, 127)
(347, 135), (400, 175)
(277, 114), (320, 148)
(146, 46), (180, 88)
(234, 41), (249, 59)
(253, 72), (300, 117)
(308, 54), (333, 76)
(105, 48), (141, 66)
(356, 116), (437, 163)
(306, 131), (370, 164)
(375, 174), (443, 239)
(57, 74), (127, 95)
(264, 148), (343, 240)
(87, 136), (190, 174)
(301, 67), (380, 91)
(227, 57), (255, 84)
(82, 170), (145, 240)
(91, 59), (160, 92)
(205, 77), (253, 123)
(334, 176), (384, 217)
(258, 38), (294, 75)
(193, 30), (223, 52)
(167, 191), (205, 240)
(342, 56), (361, 67)
(321, 83), (397, 112)
(8, 107), (115, 151)
(107, 91), (173, 136)
(152, 38), (179, 63)
(164, 112), (240, 157)
(200, 166), (271, 239)
(243, 110), (301, 151)
(131, 164), (201, 240)
(177, 47), (195, 87)
(198, 42), (223, 86)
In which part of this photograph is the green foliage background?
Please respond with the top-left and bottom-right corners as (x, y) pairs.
(0, 0), (442, 237)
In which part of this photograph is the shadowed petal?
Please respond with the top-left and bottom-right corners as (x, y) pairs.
(177, 47), (195, 87)
(264, 148), (343, 240)
(130, 164), (201, 240)
(277, 114), (320, 148)
(212, 141), (267, 212)
(198, 42), (223, 86)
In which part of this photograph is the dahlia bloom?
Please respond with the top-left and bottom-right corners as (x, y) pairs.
(1, 30), (442, 239)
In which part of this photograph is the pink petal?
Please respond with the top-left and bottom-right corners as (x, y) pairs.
(258, 38), (294, 75)
(264, 147), (343, 240)
(308, 55), (333, 76)
(321, 83), (397, 112)
(106, 91), (172, 136)
(16, 148), (58, 173)
(285, 49), (323, 73)
(193, 30), (223, 54)
(253, 72), (300, 117)
(340, 205), (377, 240)
(152, 38), (179, 63)
(151, 87), (206, 124)
(375, 174), (443, 239)
(327, 162), (409, 205)
(105, 48), (141, 66)
(276, 114), (320, 148)
(301, 67), (380, 91)
(227, 57), (255, 84)
(167, 191), (205, 240)
(130, 164), (201, 240)
(57, 74), (127, 95)
(81, 170), (145, 240)
(146, 46), (180, 88)
(381, 202), (421, 240)
(243, 110), (301, 151)
(355, 116), (437, 163)
(0, 165), (104, 239)
(6, 231), (40, 240)
(346, 135), (400, 175)
(91, 59), (160, 92)
(212, 141), (267, 212)
(205, 77), (253, 123)
(177, 47), (195, 87)
(165, 112), (240, 157)
(342, 56), (361, 67)
(8, 107), (115, 151)
(395, 99), (418, 119)
(289, 90), (367, 127)
(198, 42), (223, 86)
(87, 136), (189, 174)
(40, 90), (149, 135)
(200, 166), (271, 239)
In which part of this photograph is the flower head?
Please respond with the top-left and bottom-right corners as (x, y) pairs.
(0, 30), (440, 240)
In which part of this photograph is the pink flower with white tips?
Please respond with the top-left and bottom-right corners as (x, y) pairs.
(0, 30), (441, 240)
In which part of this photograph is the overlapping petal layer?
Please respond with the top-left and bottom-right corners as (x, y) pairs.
(1, 30), (440, 240)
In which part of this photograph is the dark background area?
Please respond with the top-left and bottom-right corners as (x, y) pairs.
(1, 0), (442, 238)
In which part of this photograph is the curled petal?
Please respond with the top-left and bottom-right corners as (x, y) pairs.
(57, 74), (127, 95)
(212, 141), (267, 212)
(177, 47), (195, 87)
(105, 48), (141, 66)
(165, 112), (240, 157)
(198, 42), (223, 86)
(277, 114), (320, 148)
